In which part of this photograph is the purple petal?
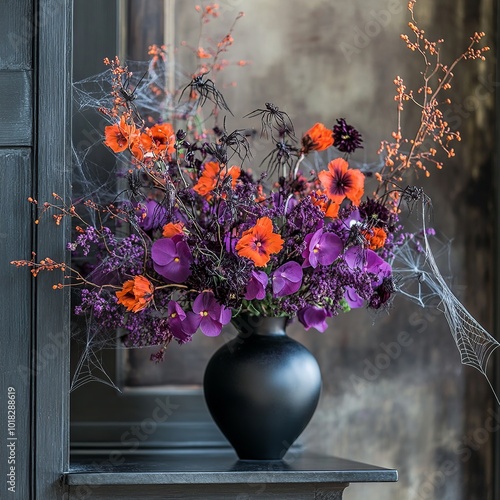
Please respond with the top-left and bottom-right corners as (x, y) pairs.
(151, 238), (176, 266)
(272, 261), (303, 297)
(344, 286), (364, 308)
(344, 246), (366, 269)
(366, 250), (392, 286)
(192, 292), (208, 314)
(317, 233), (343, 266)
(168, 300), (186, 321)
(244, 270), (269, 300)
(138, 200), (168, 231)
(200, 316), (223, 337)
(219, 306), (232, 325)
(298, 306), (331, 332)
(154, 258), (191, 283)
(186, 311), (202, 331)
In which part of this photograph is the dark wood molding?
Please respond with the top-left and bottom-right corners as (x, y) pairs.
(34, 0), (72, 497)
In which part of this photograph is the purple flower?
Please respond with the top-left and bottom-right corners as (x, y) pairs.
(302, 229), (343, 268)
(344, 286), (365, 309)
(298, 306), (332, 332)
(137, 200), (167, 231)
(167, 301), (197, 343)
(151, 235), (192, 283)
(365, 250), (392, 287)
(272, 261), (303, 298)
(343, 246), (392, 307)
(244, 270), (269, 300)
(188, 291), (232, 337)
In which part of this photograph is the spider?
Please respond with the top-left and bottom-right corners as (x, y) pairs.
(218, 119), (252, 163)
(117, 70), (148, 119)
(260, 140), (297, 177)
(344, 222), (368, 249)
(179, 74), (232, 114)
(399, 185), (432, 215)
(244, 103), (295, 139)
(203, 118), (252, 165)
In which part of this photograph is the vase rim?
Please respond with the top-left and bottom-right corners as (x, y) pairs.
(231, 314), (288, 336)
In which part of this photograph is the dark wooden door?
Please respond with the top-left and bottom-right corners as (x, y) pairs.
(1, 0), (72, 498)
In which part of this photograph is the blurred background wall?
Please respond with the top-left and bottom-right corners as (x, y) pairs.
(72, 1), (497, 499)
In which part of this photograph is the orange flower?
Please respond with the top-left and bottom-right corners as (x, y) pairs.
(162, 222), (185, 238)
(235, 217), (284, 267)
(104, 116), (137, 153)
(116, 275), (154, 313)
(301, 123), (334, 154)
(130, 133), (153, 161)
(363, 227), (387, 250)
(193, 162), (240, 198)
(193, 161), (220, 197)
(225, 165), (241, 189)
(318, 158), (365, 216)
(310, 190), (339, 218)
(150, 123), (176, 155)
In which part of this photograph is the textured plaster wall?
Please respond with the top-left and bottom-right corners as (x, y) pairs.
(175, 1), (497, 499)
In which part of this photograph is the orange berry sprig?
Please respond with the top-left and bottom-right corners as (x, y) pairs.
(375, 0), (489, 204)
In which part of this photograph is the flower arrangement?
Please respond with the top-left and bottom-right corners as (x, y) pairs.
(12, 2), (489, 362)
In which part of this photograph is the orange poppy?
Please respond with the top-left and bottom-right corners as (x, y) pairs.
(130, 133), (153, 161)
(193, 161), (220, 196)
(301, 123), (334, 154)
(235, 216), (284, 267)
(318, 158), (365, 216)
(162, 222), (185, 238)
(363, 227), (387, 250)
(104, 116), (138, 153)
(150, 123), (176, 155)
(116, 275), (154, 313)
(193, 162), (240, 198)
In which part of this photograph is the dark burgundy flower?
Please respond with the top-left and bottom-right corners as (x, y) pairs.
(358, 198), (392, 229)
(332, 118), (363, 153)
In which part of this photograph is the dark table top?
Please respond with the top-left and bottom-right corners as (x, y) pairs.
(66, 450), (398, 485)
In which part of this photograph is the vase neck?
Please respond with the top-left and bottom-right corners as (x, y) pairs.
(232, 315), (287, 337)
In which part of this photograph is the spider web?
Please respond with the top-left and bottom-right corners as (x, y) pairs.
(390, 199), (500, 404)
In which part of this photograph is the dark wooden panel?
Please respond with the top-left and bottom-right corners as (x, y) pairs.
(35, 0), (72, 498)
(0, 148), (32, 500)
(0, 0), (32, 69)
(0, 71), (32, 146)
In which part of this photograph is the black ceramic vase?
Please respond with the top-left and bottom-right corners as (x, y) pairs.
(203, 315), (322, 460)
